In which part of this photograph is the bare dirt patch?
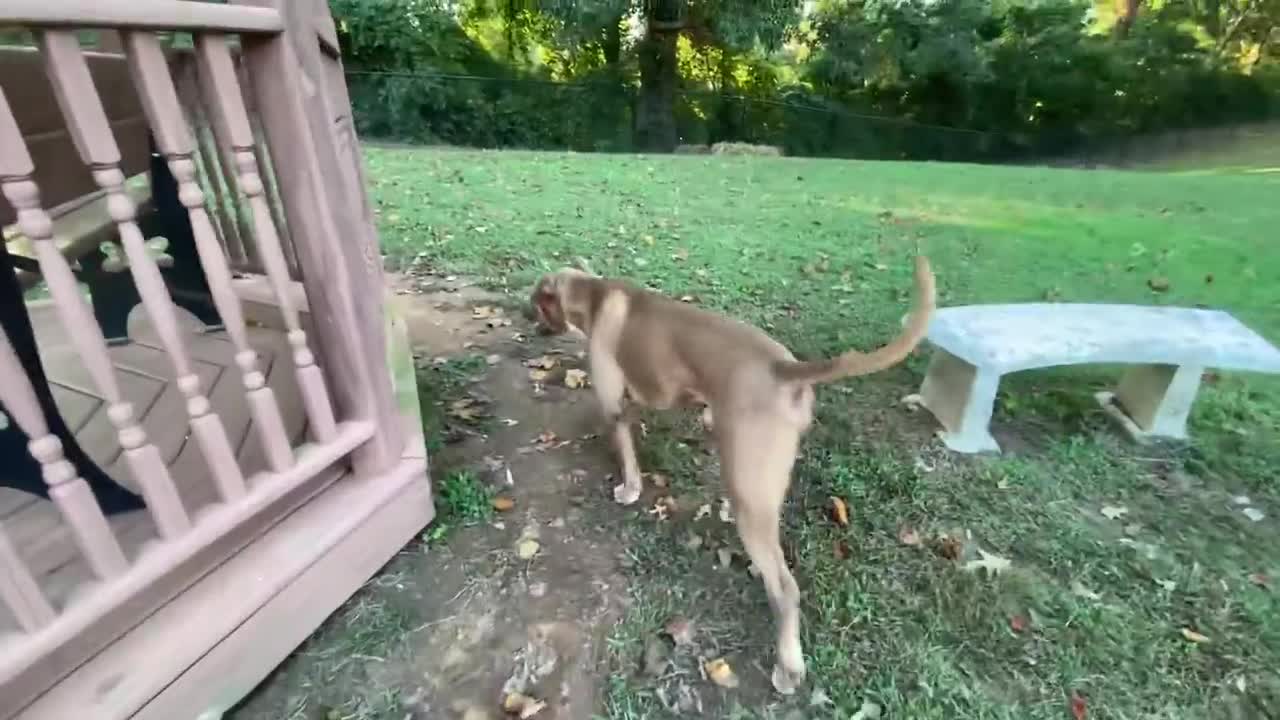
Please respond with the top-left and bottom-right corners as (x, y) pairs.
(230, 273), (637, 720)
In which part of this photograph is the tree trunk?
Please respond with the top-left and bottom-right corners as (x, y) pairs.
(635, 27), (679, 152)
(1112, 0), (1141, 38)
(712, 51), (740, 143)
(602, 15), (622, 67)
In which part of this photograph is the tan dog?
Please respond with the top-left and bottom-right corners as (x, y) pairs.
(528, 256), (936, 694)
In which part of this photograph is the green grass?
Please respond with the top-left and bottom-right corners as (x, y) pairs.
(369, 148), (1280, 719)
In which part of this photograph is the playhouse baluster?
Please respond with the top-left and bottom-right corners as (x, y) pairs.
(126, 31), (295, 477)
(40, 30), (247, 504)
(0, 78), (189, 540)
(0, 327), (129, 581)
(196, 34), (337, 442)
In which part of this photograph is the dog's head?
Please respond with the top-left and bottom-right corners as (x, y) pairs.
(528, 268), (594, 336)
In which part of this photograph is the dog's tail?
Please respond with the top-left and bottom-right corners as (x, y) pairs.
(772, 255), (937, 385)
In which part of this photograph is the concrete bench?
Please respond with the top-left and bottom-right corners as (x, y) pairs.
(911, 303), (1280, 453)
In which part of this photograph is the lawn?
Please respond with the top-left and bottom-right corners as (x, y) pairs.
(367, 148), (1280, 718)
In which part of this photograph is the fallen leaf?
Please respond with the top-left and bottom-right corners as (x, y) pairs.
(1147, 276), (1170, 292)
(502, 692), (547, 719)
(564, 368), (589, 389)
(643, 637), (670, 677)
(1071, 580), (1102, 600)
(649, 472), (670, 488)
(472, 305), (499, 319)
(1242, 507), (1265, 522)
(704, 657), (739, 688)
(516, 539), (540, 560)
(935, 534), (963, 561)
(1180, 627), (1209, 643)
(486, 353), (501, 365)
(899, 393), (924, 411)
(649, 496), (676, 520)
(1010, 614), (1028, 633)
(830, 496), (850, 527)
(833, 539), (849, 560)
(808, 687), (833, 707)
(1100, 505), (1129, 520)
(695, 503), (712, 521)
(525, 355), (558, 370)
(718, 498), (735, 524)
(528, 368), (551, 383)
(664, 616), (696, 646)
(449, 397), (487, 422)
(1070, 691), (1087, 720)
(850, 701), (882, 720)
(492, 496), (515, 512)
(717, 548), (733, 569)
(673, 247), (690, 261)
(963, 548), (1012, 576)
(898, 525), (922, 547)
(1248, 572), (1270, 588)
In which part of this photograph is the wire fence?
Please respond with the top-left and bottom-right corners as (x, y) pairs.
(342, 70), (1058, 163)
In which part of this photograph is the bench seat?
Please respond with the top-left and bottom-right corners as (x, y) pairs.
(913, 303), (1280, 453)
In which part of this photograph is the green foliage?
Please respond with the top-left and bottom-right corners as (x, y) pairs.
(329, 0), (1280, 160)
(424, 469), (493, 545)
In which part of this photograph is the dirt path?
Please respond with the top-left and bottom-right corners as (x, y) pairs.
(231, 273), (636, 720)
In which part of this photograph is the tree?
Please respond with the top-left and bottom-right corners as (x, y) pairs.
(529, 0), (803, 151)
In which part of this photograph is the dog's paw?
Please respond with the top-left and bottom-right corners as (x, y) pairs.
(613, 482), (641, 505)
(770, 662), (806, 696)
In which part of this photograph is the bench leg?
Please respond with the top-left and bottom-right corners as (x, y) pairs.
(918, 349), (1002, 453)
(1095, 364), (1203, 441)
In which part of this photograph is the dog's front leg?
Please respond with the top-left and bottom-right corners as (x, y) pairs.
(590, 350), (644, 505)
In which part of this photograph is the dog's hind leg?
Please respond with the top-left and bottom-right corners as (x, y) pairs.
(721, 415), (806, 694)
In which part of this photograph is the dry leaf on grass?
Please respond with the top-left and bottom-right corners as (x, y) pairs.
(649, 496), (677, 520)
(963, 548), (1012, 576)
(1147, 276), (1171, 292)
(648, 472), (669, 488)
(695, 503), (712, 521)
(850, 701), (882, 720)
(1010, 614), (1028, 633)
(528, 368), (551, 383)
(664, 616), (696, 646)
(898, 525), (922, 547)
(1100, 505), (1129, 520)
(449, 397), (487, 422)
(1180, 627), (1210, 643)
(564, 368), (589, 389)
(516, 539), (540, 560)
(830, 496), (850, 526)
(833, 539), (850, 560)
(525, 355), (558, 370)
(935, 534), (963, 561)
(502, 692), (547, 719)
(1248, 572), (1270, 588)
(717, 548), (733, 569)
(1070, 691), (1087, 720)
(1242, 507), (1266, 522)
(472, 305), (499, 319)
(492, 496), (515, 512)
(704, 658), (739, 688)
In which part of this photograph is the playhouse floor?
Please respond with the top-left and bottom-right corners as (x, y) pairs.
(0, 300), (308, 634)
